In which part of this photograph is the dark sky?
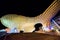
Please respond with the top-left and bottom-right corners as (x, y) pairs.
(0, 0), (54, 29)
(0, 0), (54, 17)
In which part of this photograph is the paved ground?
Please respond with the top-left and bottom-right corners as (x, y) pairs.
(1, 33), (60, 40)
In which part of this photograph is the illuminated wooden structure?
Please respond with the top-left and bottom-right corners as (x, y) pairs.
(0, 0), (60, 33)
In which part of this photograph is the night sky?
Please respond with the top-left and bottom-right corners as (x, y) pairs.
(0, 0), (56, 29)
